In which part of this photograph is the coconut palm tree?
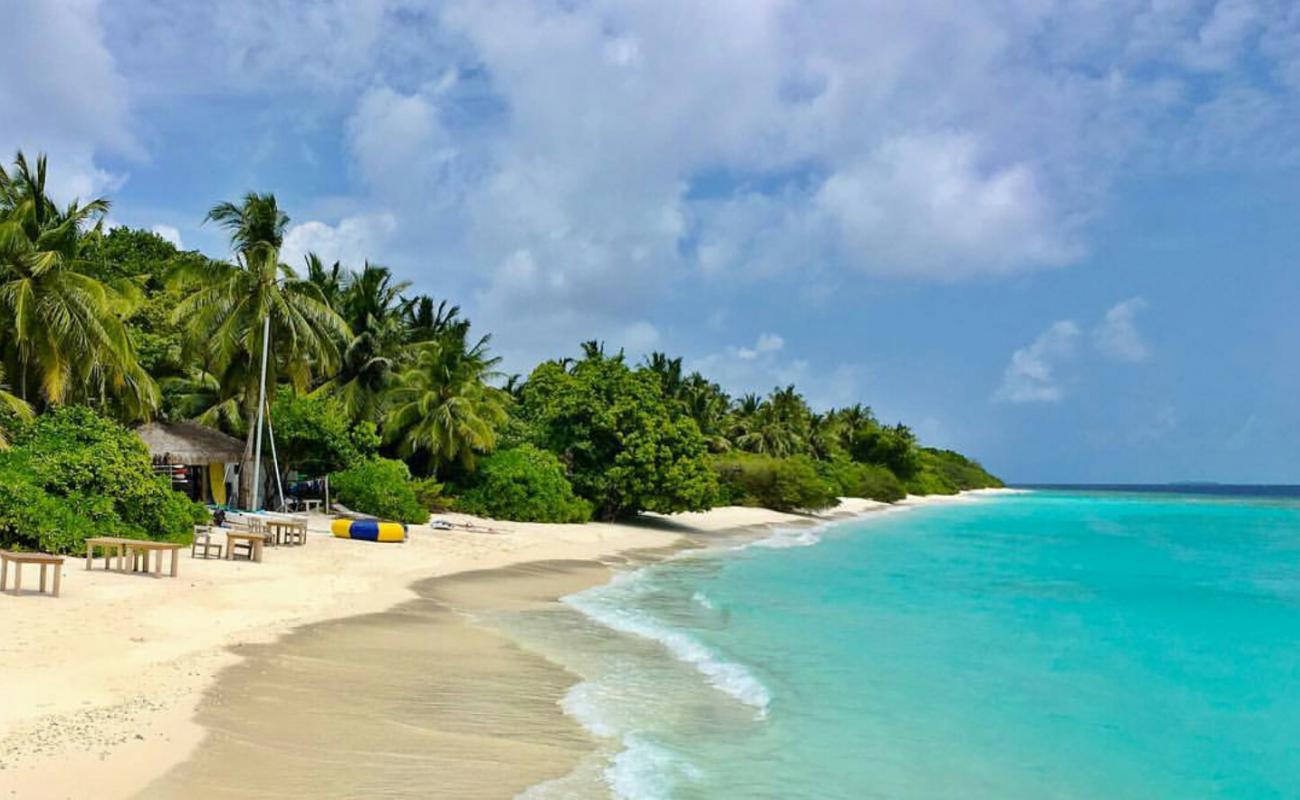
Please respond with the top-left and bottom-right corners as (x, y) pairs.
(170, 192), (349, 507)
(383, 331), (508, 477)
(0, 364), (33, 448)
(304, 253), (347, 310)
(402, 295), (468, 344)
(0, 152), (157, 415)
(313, 262), (409, 421)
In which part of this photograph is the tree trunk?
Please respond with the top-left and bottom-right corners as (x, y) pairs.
(237, 397), (259, 509)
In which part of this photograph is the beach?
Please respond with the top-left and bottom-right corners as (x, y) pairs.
(0, 497), (908, 799)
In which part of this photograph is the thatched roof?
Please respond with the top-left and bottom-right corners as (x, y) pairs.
(136, 421), (245, 465)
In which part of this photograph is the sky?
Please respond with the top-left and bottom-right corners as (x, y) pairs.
(3, 0), (1299, 483)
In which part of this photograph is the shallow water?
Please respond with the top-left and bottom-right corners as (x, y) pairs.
(517, 491), (1300, 798)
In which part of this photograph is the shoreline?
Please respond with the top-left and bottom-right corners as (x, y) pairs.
(0, 491), (1008, 798)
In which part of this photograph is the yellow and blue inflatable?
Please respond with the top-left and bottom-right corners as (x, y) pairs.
(331, 518), (407, 543)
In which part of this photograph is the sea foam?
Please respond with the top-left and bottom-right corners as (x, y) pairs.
(564, 579), (772, 714)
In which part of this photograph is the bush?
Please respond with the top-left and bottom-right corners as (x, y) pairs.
(412, 477), (454, 512)
(0, 406), (207, 553)
(456, 445), (592, 523)
(331, 458), (429, 524)
(713, 453), (839, 513)
(818, 458), (906, 503)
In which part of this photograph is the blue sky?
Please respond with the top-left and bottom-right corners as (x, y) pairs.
(4, 0), (1299, 483)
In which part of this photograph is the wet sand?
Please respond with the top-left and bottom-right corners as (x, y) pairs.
(139, 562), (620, 799)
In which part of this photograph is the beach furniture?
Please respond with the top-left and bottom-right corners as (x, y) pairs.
(259, 514), (308, 546)
(0, 551), (65, 597)
(225, 530), (266, 562)
(84, 537), (183, 578)
(85, 536), (130, 572)
(331, 518), (406, 542)
(192, 525), (224, 559)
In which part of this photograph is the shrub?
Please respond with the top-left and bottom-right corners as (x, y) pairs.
(456, 445), (592, 523)
(713, 453), (839, 513)
(331, 458), (429, 524)
(818, 458), (906, 503)
(412, 477), (454, 512)
(0, 406), (207, 553)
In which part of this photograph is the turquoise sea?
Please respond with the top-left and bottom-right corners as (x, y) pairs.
(500, 490), (1300, 799)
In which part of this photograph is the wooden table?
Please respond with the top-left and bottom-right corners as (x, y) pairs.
(225, 531), (266, 562)
(257, 516), (308, 546)
(84, 537), (183, 578)
(85, 537), (131, 572)
(1, 552), (65, 597)
(299, 499), (322, 513)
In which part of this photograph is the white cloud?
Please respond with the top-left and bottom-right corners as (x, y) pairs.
(345, 86), (459, 203)
(150, 224), (183, 249)
(737, 332), (785, 360)
(995, 321), (1082, 404)
(1093, 296), (1151, 363)
(281, 213), (398, 271)
(0, 0), (136, 202)
(814, 133), (1081, 279)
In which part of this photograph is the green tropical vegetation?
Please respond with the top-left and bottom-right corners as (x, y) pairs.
(0, 406), (207, 553)
(0, 150), (1002, 549)
(455, 445), (593, 523)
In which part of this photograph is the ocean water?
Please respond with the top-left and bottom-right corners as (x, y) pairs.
(497, 490), (1300, 799)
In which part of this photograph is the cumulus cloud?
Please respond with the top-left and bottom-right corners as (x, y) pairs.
(997, 297), (1153, 404)
(995, 321), (1082, 404)
(1093, 297), (1151, 363)
(11, 0), (1300, 378)
(814, 133), (1080, 278)
(150, 224), (183, 249)
(0, 0), (136, 201)
(281, 213), (399, 271)
(737, 333), (784, 360)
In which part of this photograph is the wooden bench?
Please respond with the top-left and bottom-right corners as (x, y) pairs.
(84, 537), (183, 578)
(1, 552), (66, 597)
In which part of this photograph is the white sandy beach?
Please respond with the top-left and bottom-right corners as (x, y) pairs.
(0, 494), (986, 799)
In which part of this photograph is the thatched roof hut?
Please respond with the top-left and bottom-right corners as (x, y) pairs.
(135, 421), (245, 465)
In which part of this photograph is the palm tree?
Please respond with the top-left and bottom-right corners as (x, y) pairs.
(171, 192), (349, 507)
(644, 352), (685, 399)
(0, 152), (157, 415)
(383, 331), (508, 476)
(313, 262), (409, 421)
(733, 386), (811, 457)
(401, 295), (468, 344)
(680, 372), (731, 453)
(0, 364), (34, 448)
(304, 253), (347, 309)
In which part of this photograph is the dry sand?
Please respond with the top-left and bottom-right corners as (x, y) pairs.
(0, 494), (991, 799)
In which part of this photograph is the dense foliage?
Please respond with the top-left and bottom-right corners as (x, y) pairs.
(456, 445), (592, 523)
(0, 151), (1004, 532)
(817, 458), (908, 503)
(271, 394), (377, 477)
(330, 458), (429, 525)
(714, 453), (840, 512)
(517, 351), (717, 520)
(0, 407), (207, 553)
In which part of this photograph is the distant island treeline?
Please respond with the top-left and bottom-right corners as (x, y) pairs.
(0, 152), (1001, 553)
(1016, 484), (1300, 498)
